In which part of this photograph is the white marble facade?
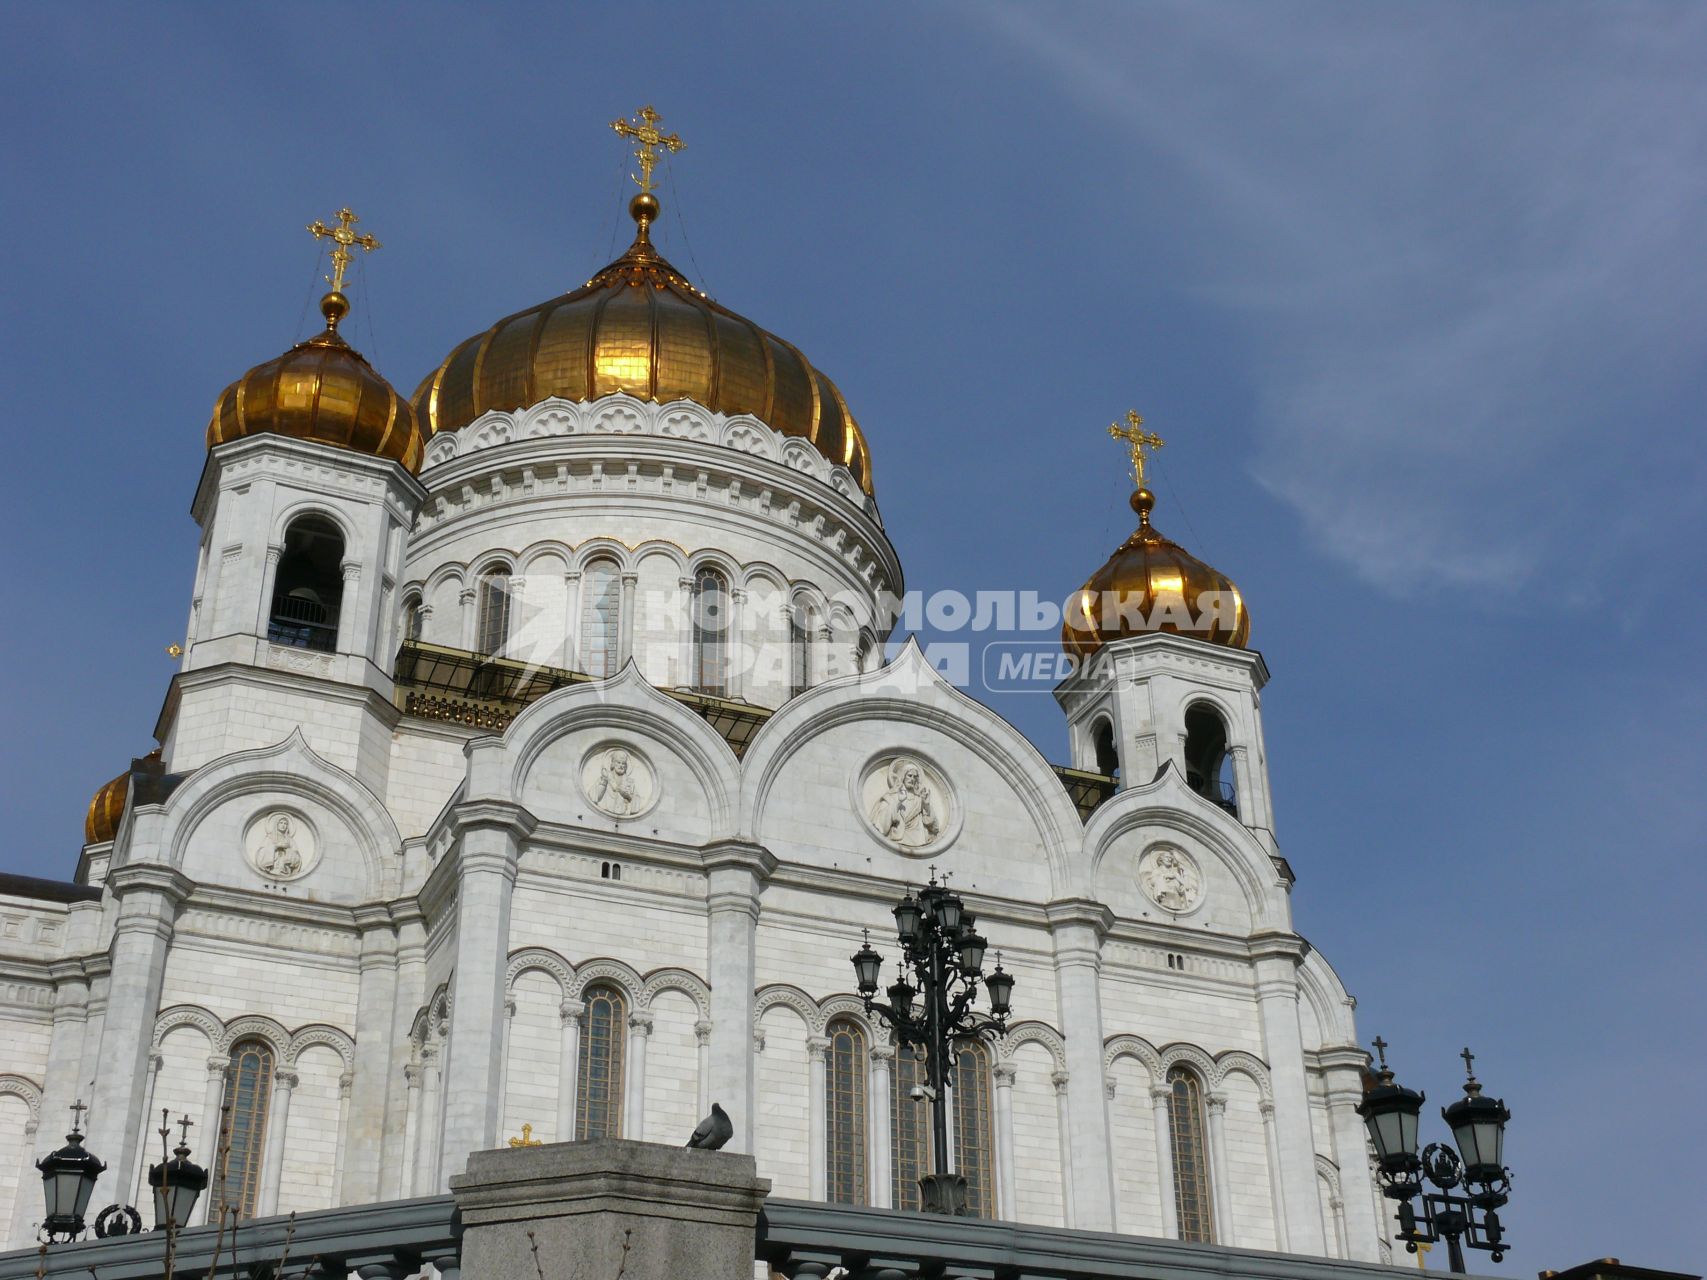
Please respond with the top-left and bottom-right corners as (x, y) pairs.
(0, 394), (1388, 1262)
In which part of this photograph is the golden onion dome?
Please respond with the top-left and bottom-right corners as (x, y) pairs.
(208, 291), (425, 472)
(83, 749), (159, 844)
(412, 193), (873, 493)
(1062, 488), (1250, 658)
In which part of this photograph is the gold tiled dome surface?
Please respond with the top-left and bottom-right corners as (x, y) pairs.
(1062, 489), (1250, 658)
(85, 768), (129, 845)
(412, 200), (873, 493)
(208, 293), (425, 472)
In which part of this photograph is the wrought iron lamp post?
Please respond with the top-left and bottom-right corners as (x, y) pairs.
(35, 1100), (105, 1243)
(851, 873), (1014, 1216)
(1358, 1039), (1513, 1273)
(148, 1112), (209, 1232)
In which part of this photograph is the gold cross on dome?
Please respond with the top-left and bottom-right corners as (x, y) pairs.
(307, 206), (381, 294)
(508, 1123), (542, 1148)
(1108, 410), (1165, 489)
(610, 104), (685, 193)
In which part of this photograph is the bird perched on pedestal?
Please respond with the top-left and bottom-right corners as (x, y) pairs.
(686, 1102), (734, 1150)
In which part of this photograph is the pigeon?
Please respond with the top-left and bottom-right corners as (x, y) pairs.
(686, 1101), (734, 1150)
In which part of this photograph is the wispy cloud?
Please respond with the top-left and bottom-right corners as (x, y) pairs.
(977, 3), (1707, 598)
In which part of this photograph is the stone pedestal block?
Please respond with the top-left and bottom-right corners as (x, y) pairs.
(450, 1139), (770, 1280)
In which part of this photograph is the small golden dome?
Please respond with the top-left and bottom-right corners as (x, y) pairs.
(1062, 488), (1250, 658)
(208, 292), (425, 472)
(83, 749), (160, 845)
(412, 194), (873, 492)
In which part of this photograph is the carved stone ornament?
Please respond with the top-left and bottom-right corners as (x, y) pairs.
(245, 810), (318, 881)
(858, 754), (956, 855)
(1138, 845), (1203, 914)
(580, 742), (658, 819)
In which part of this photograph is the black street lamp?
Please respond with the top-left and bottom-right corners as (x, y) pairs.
(148, 1112), (209, 1233)
(1358, 1039), (1513, 1273)
(852, 873), (1014, 1216)
(36, 1100), (105, 1243)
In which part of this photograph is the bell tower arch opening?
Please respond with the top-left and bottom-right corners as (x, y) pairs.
(268, 515), (346, 652)
(1183, 701), (1236, 816)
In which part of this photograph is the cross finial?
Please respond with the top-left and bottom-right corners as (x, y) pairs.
(1460, 1046), (1476, 1079)
(610, 105), (685, 194)
(1108, 410), (1166, 490)
(1371, 1036), (1390, 1070)
(177, 1114), (195, 1147)
(306, 207), (380, 296)
(68, 1098), (87, 1133)
(508, 1123), (542, 1148)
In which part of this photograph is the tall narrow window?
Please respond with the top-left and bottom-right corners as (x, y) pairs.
(952, 1042), (996, 1218)
(824, 1018), (868, 1204)
(576, 984), (627, 1139)
(788, 601), (815, 698)
(1167, 1065), (1215, 1242)
(693, 568), (730, 694)
(214, 1038), (275, 1218)
(1183, 704), (1236, 816)
(268, 515), (345, 652)
(476, 563), (512, 655)
(403, 593), (425, 642)
(581, 559), (621, 678)
(890, 1047), (930, 1209)
(1092, 718), (1120, 779)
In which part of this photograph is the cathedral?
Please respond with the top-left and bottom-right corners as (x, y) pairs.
(0, 112), (1389, 1263)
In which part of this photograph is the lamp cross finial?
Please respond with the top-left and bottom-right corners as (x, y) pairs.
(1108, 410), (1165, 490)
(610, 105), (685, 194)
(1371, 1036), (1389, 1070)
(68, 1098), (87, 1133)
(307, 207), (380, 295)
(177, 1114), (194, 1147)
(1460, 1046), (1476, 1079)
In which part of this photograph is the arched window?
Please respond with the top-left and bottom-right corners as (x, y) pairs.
(214, 1038), (275, 1218)
(891, 1043), (996, 1216)
(1183, 703), (1236, 816)
(788, 600), (815, 698)
(856, 630), (877, 674)
(476, 563), (512, 655)
(824, 1018), (868, 1204)
(402, 593), (425, 642)
(1167, 1065), (1215, 1242)
(1091, 718), (1120, 779)
(581, 559), (621, 678)
(891, 1046), (929, 1209)
(576, 984), (627, 1139)
(268, 515), (345, 652)
(692, 567), (730, 694)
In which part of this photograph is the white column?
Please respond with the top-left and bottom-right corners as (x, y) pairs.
(341, 911), (397, 1203)
(807, 1035), (830, 1201)
(617, 571), (638, 668)
(869, 1044), (893, 1209)
(253, 544), (283, 636)
(459, 586), (478, 650)
(193, 1056), (227, 1225)
(1251, 935), (1326, 1253)
(335, 561), (362, 654)
(416, 1048), (442, 1191)
(1104, 1076), (1120, 1232)
(1045, 900), (1116, 1229)
(495, 998), (516, 1136)
(1151, 1084), (1180, 1237)
(256, 1068), (298, 1215)
(7, 1118), (39, 1248)
(330, 1072), (353, 1199)
(695, 1020), (713, 1119)
(126, 1051), (164, 1206)
(1052, 1071), (1076, 1225)
(703, 842), (774, 1155)
(727, 586), (747, 699)
(992, 1062), (1017, 1221)
(625, 1011), (654, 1140)
(1261, 1099), (1290, 1250)
(562, 570), (582, 669)
(557, 1000), (583, 1142)
(1206, 1092), (1234, 1244)
(34, 973), (89, 1163)
(1324, 1059), (1383, 1261)
(380, 909), (426, 1200)
(400, 1063), (423, 1198)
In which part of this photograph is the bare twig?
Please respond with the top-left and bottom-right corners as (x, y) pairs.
(271, 1211), (298, 1280)
(612, 1228), (633, 1280)
(526, 1230), (548, 1280)
(33, 1241), (46, 1280)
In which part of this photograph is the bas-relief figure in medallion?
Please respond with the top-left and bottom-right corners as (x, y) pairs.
(1139, 846), (1202, 913)
(581, 744), (656, 818)
(246, 811), (317, 881)
(863, 755), (948, 852)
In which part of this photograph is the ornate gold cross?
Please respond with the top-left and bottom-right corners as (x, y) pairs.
(1108, 409), (1165, 489)
(610, 105), (685, 193)
(508, 1123), (542, 1148)
(307, 206), (381, 294)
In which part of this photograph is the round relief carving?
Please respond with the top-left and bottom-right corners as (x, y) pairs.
(245, 810), (318, 881)
(857, 754), (958, 855)
(580, 742), (658, 819)
(1138, 845), (1203, 914)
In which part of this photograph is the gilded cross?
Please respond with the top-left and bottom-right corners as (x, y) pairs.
(1414, 1238), (1433, 1270)
(610, 105), (685, 193)
(1108, 410), (1165, 489)
(307, 207), (381, 294)
(508, 1123), (542, 1148)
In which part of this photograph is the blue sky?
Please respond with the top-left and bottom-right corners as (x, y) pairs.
(3, 3), (1703, 1268)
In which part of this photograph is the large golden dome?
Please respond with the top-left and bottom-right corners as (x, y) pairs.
(1063, 488), (1250, 658)
(412, 194), (873, 493)
(208, 292), (425, 472)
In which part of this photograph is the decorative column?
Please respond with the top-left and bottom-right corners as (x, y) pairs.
(458, 586), (478, 651)
(341, 907), (398, 1203)
(557, 1000), (583, 1141)
(625, 1010), (654, 1140)
(1044, 899), (1116, 1230)
(1250, 933), (1326, 1253)
(126, 1051), (165, 1204)
(335, 561), (363, 654)
(806, 1035), (831, 1200)
(34, 966), (89, 1163)
(1206, 1092), (1235, 1243)
(992, 1062), (1017, 1221)
(617, 571), (638, 669)
(727, 586), (747, 699)
(701, 840), (776, 1155)
(436, 797), (535, 1177)
(379, 906), (426, 1200)
(253, 544), (283, 636)
(400, 1063), (423, 1198)
(331, 1072), (353, 1197)
(495, 998), (516, 1136)
(869, 1044), (894, 1208)
(1322, 1052), (1383, 1261)
(1260, 1099), (1290, 1250)
(416, 1047), (443, 1192)
(1151, 1084), (1179, 1237)
(193, 1055), (228, 1225)
(257, 1067), (299, 1215)
(1052, 1071), (1076, 1225)
(562, 570), (582, 669)
(695, 1020), (713, 1118)
(85, 865), (193, 1202)
(7, 1116), (39, 1248)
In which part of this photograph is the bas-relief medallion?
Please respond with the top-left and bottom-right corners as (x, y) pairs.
(580, 743), (658, 819)
(245, 811), (318, 881)
(1138, 845), (1203, 914)
(859, 754), (955, 855)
